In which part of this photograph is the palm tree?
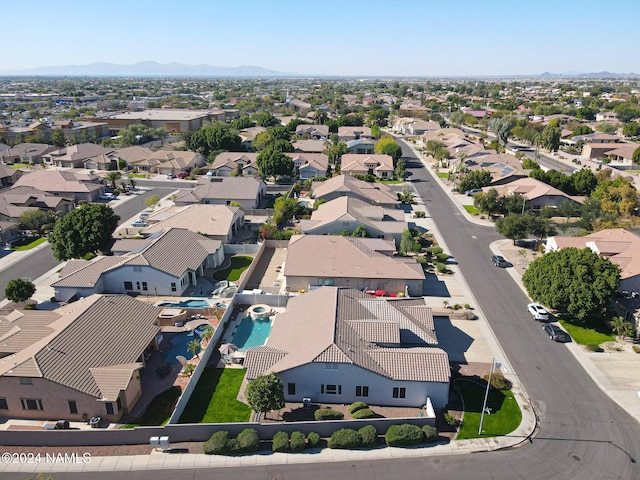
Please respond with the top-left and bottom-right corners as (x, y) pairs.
(199, 326), (214, 346)
(187, 339), (201, 358)
(610, 316), (635, 342)
(104, 171), (121, 189)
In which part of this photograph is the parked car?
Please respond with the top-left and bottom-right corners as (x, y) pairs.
(543, 324), (570, 342)
(130, 220), (148, 228)
(365, 289), (397, 298)
(491, 255), (508, 267)
(528, 302), (550, 321)
(177, 171), (189, 179)
(99, 192), (115, 200)
(465, 189), (482, 196)
(139, 211), (151, 219)
(166, 173), (175, 179)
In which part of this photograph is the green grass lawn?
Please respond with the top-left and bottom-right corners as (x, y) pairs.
(463, 205), (479, 215)
(11, 237), (47, 250)
(437, 172), (449, 179)
(8, 163), (29, 169)
(377, 179), (403, 184)
(178, 368), (251, 423)
(558, 318), (614, 345)
(127, 173), (149, 178)
(455, 379), (522, 440)
(122, 386), (182, 428)
(213, 256), (253, 282)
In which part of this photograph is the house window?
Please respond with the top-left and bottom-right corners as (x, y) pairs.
(105, 402), (114, 415)
(116, 396), (122, 411)
(0, 398), (8, 410)
(20, 398), (43, 410)
(133, 266), (142, 272)
(68, 400), (78, 414)
(355, 386), (369, 397)
(142, 282), (148, 291)
(19, 377), (33, 385)
(136, 282), (140, 290)
(171, 283), (177, 292)
(288, 383), (296, 395)
(392, 387), (406, 399)
(325, 363), (338, 370)
(124, 281), (133, 291)
(324, 384), (341, 395)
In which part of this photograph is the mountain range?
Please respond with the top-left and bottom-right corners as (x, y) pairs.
(539, 71), (640, 79)
(0, 61), (297, 77)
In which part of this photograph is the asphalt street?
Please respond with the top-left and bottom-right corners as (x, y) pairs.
(4, 156), (640, 479)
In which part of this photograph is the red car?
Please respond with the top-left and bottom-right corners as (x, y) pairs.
(177, 171), (189, 179)
(365, 289), (397, 298)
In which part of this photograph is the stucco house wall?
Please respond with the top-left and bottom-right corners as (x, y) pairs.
(276, 362), (448, 409)
(285, 276), (421, 296)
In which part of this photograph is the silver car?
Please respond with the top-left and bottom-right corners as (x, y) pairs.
(527, 302), (550, 321)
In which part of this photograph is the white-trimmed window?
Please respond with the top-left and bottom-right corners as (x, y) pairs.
(20, 398), (43, 410)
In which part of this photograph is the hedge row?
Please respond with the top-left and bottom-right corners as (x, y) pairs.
(314, 408), (344, 420)
(273, 431), (321, 452)
(204, 429), (259, 455)
(385, 424), (440, 447)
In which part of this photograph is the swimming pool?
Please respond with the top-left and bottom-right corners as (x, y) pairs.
(232, 317), (272, 351)
(157, 299), (211, 308)
(163, 330), (200, 363)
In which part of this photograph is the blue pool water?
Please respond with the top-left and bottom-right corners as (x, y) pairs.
(158, 299), (211, 308)
(232, 317), (272, 351)
(163, 331), (199, 363)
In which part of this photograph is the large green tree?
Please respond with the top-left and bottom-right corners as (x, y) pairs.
(633, 146), (640, 165)
(49, 203), (120, 260)
(19, 210), (54, 231)
(185, 123), (242, 157)
(488, 116), (516, 144)
(5, 278), (36, 303)
(375, 137), (402, 165)
(456, 170), (492, 193)
(256, 148), (294, 179)
(495, 214), (530, 245)
(245, 372), (285, 420)
(522, 247), (620, 320)
(541, 125), (562, 152)
(51, 128), (66, 147)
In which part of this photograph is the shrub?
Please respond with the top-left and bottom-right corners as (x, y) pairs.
(484, 372), (512, 391)
(289, 431), (306, 452)
(414, 211), (426, 218)
(314, 408), (344, 421)
(226, 438), (241, 453)
(444, 413), (459, 427)
(272, 431), (289, 452)
(358, 425), (378, 447)
(586, 343), (601, 352)
(385, 424), (424, 447)
(237, 428), (260, 453)
(348, 402), (369, 414)
(328, 429), (361, 449)
(633, 345), (640, 354)
(352, 408), (377, 419)
(464, 304), (471, 310)
(422, 425), (439, 443)
(415, 256), (427, 265)
(462, 310), (476, 320)
(436, 262), (447, 273)
(204, 430), (229, 455)
(452, 303), (462, 310)
(427, 246), (443, 256)
(307, 432), (320, 448)
(435, 253), (449, 263)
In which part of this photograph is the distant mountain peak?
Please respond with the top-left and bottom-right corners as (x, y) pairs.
(0, 61), (298, 77)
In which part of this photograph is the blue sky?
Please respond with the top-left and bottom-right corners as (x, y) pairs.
(3, 0), (639, 76)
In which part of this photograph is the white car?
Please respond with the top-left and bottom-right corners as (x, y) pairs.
(130, 220), (148, 228)
(527, 302), (550, 321)
(99, 192), (115, 200)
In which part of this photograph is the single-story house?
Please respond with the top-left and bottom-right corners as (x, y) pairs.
(345, 138), (376, 155)
(0, 294), (161, 421)
(0, 143), (56, 165)
(283, 235), (425, 296)
(0, 185), (74, 222)
(299, 196), (407, 245)
(311, 175), (398, 207)
(0, 164), (24, 187)
(486, 177), (584, 211)
(295, 124), (329, 140)
(13, 170), (104, 202)
(290, 153), (329, 180)
(340, 154), (394, 179)
(174, 177), (266, 210)
(338, 126), (373, 142)
(546, 228), (640, 292)
(292, 140), (326, 153)
(52, 228), (224, 302)
(141, 204), (244, 243)
(406, 121), (441, 135)
(244, 287), (450, 408)
(209, 152), (259, 177)
(43, 143), (115, 168)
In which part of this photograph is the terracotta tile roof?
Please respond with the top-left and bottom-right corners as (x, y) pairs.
(90, 363), (143, 401)
(244, 346), (287, 379)
(311, 175), (398, 205)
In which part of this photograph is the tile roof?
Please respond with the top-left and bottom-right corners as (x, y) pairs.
(284, 235), (424, 281)
(0, 295), (160, 400)
(244, 288), (448, 383)
(311, 175), (398, 205)
(14, 170), (103, 194)
(142, 204), (242, 237)
(340, 154), (394, 174)
(175, 177), (265, 203)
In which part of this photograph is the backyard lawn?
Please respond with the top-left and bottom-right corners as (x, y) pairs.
(558, 318), (615, 345)
(122, 386), (181, 428)
(213, 256), (253, 282)
(178, 368), (251, 423)
(455, 379), (522, 440)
